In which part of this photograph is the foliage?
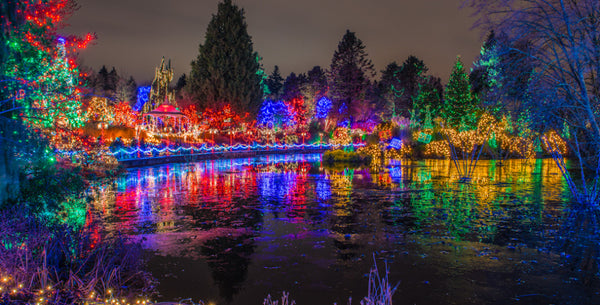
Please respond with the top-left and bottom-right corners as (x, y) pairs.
(330, 127), (352, 146)
(0, 0), (94, 204)
(113, 101), (138, 127)
(85, 97), (114, 125)
(466, 0), (600, 206)
(280, 72), (305, 102)
(314, 97), (333, 119)
(204, 104), (248, 130)
(443, 57), (477, 128)
(188, 0), (263, 115)
(412, 76), (443, 123)
(323, 149), (370, 165)
(0, 208), (155, 304)
(263, 291), (295, 305)
(328, 30), (375, 123)
(257, 100), (294, 129)
(301, 66), (328, 120)
(133, 86), (151, 112)
(266, 65), (284, 100)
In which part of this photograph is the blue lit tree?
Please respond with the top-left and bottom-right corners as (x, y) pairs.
(133, 86), (151, 112)
(315, 97), (333, 119)
(257, 100), (294, 129)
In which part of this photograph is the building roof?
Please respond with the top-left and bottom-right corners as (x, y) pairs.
(144, 104), (186, 118)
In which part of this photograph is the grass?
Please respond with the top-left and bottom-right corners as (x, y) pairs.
(0, 208), (156, 304)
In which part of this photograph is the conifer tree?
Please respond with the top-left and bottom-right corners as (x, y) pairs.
(266, 65), (283, 100)
(398, 55), (427, 115)
(328, 30), (375, 123)
(413, 75), (443, 122)
(443, 57), (477, 127)
(301, 66), (328, 120)
(188, 0), (262, 115)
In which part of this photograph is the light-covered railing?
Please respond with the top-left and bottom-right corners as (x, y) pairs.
(107, 143), (365, 161)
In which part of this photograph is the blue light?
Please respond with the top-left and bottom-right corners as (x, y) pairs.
(315, 97), (332, 119)
(389, 138), (402, 149)
(338, 102), (347, 115)
(258, 99), (294, 128)
(134, 86), (151, 112)
(57, 37), (66, 44)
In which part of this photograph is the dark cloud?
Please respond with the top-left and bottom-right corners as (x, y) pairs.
(64, 0), (483, 83)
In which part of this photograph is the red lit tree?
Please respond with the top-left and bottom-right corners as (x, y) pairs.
(286, 97), (307, 127)
(113, 101), (139, 127)
(203, 104), (248, 130)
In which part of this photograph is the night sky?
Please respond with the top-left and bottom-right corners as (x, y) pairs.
(64, 0), (483, 84)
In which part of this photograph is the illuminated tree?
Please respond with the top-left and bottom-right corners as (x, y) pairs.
(256, 55), (270, 99)
(315, 97), (333, 119)
(188, 0), (263, 115)
(379, 62), (403, 118)
(287, 97), (307, 127)
(85, 97), (113, 125)
(443, 57), (477, 128)
(113, 101), (138, 127)
(396, 56), (428, 116)
(1, 0), (93, 202)
(1, 0), (92, 130)
(182, 105), (200, 126)
(413, 76), (443, 123)
(301, 66), (328, 120)
(466, 0), (600, 207)
(114, 76), (137, 103)
(204, 104), (247, 130)
(257, 100), (293, 129)
(133, 86), (151, 112)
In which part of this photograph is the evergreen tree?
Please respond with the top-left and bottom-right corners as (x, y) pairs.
(379, 62), (403, 118)
(188, 0), (263, 115)
(95, 66), (108, 96)
(443, 57), (477, 127)
(413, 75), (443, 122)
(281, 72), (306, 101)
(175, 74), (187, 92)
(328, 30), (375, 123)
(398, 56), (427, 116)
(266, 65), (283, 100)
(115, 76), (137, 103)
(107, 67), (119, 95)
(470, 31), (499, 97)
(302, 66), (328, 120)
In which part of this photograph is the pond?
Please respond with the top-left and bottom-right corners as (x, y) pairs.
(88, 154), (600, 305)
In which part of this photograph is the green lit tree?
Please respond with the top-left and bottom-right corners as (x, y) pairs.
(188, 0), (263, 115)
(1, 0), (92, 204)
(379, 62), (403, 118)
(413, 75), (443, 123)
(443, 57), (477, 128)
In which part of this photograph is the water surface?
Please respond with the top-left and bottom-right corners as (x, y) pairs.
(89, 155), (599, 304)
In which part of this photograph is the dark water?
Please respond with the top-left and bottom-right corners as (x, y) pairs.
(88, 154), (600, 304)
